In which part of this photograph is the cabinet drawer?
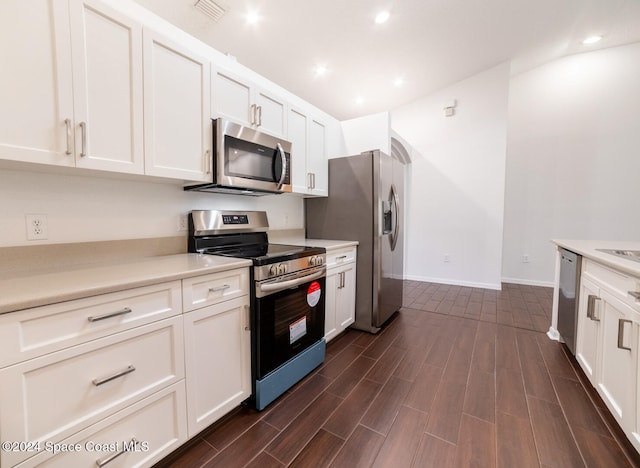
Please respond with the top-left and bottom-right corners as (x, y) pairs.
(182, 268), (249, 312)
(583, 259), (640, 312)
(0, 316), (184, 466)
(326, 246), (357, 268)
(0, 281), (182, 367)
(15, 382), (188, 468)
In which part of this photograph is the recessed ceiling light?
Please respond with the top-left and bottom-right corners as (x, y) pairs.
(375, 11), (390, 24)
(355, 96), (364, 105)
(315, 64), (328, 76)
(246, 10), (260, 24)
(582, 35), (602, 45)
(393, 77), (404, 87)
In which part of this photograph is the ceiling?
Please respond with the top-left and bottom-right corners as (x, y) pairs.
(133, 0), (640, 121)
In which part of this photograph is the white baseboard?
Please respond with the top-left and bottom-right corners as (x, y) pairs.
(501, 277), (554, 288)
(547, 326), (560, 341)
(404, 274), (501, 291)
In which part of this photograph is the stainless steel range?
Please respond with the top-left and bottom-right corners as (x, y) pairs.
(188, 210), (326, 410)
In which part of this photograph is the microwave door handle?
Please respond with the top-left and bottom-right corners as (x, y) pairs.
(276, 142), (287, 190)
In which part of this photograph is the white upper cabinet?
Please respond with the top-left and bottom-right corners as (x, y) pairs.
(143, 30), (211, 182)
(287, 106), (328, 196)
(0, 0), (144, 173)
(69, 0), (144, 174)
(212, 66), (287, 138)
(0, 0), (74, 166)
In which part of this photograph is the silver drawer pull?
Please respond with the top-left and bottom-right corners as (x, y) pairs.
(95, 438), (137, 467)
(617, 319), (632, 351)
(92, 365), (136, 386)
(209, 284), (231, 293)
(629, 291), (640, 300)
(587, 295), (600, 322)
(87, 307), (132, 323)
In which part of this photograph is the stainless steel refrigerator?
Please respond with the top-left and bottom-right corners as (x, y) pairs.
(305, 150), (404, 333)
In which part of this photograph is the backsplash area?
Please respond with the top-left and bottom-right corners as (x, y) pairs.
(0, 167), (304, 248)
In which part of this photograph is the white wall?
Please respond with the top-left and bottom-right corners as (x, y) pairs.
(391, 62), (510, 289)
(340, 112), (392, 156)
(0, 168), (303, 247)
(503, 42), (640, 285)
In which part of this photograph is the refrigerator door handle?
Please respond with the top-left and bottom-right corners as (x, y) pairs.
(390, 183), (400, 251)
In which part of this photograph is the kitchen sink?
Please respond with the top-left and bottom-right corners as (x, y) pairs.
(596, 248), (640, 263)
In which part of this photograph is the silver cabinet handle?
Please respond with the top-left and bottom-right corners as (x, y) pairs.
(88, 307), (132, 323)
(617, 319), (633, 351)
(307, 172), (313, 189)
(276, 142), (287, 190)
(209, 284), (230, 293)
(79, 121), (87, 157)
(205, 149), (211, 174)
(95, 438), (137, 467)
(586, 295), (600, 321)
(64, 118), (72, 155)
(257, 105), (262, 126)
(92, 365), (136, 386)
(340, 271), (346, 289)
(244, 304), (250, 331)
(311, 172), (316, 189)
(629, 291), (640, 300)
(250, 104), (257, 126)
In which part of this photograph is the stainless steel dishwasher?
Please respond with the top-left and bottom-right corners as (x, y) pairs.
(558, 248), (582, 355)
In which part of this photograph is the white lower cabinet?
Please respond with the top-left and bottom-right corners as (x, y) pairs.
(15, 382), (187, 468)
(183, 295), (251, 437)
(597, 290), (638, 428)
(324, 246), (357, 342)
(0, 315), (185, 467)
(576, 258), (640, 453)
(576, 276), (601, 385)
(0, 266), (253, 467)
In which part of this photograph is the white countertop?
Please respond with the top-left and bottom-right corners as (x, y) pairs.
(0, 254), (252, 314)
(552, 239), (640, 277)
(272, 236), (359, 251)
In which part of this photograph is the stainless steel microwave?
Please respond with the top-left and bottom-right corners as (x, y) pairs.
(185, 119), (292, 195)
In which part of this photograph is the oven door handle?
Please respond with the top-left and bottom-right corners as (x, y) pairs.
(258, 269), (325, 295)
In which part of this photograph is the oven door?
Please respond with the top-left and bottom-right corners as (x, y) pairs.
(254, 268), (326, 379)
(215, 119), (291, 193)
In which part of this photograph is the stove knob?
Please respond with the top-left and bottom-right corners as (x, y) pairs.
(309, 256), (317, 266)
(317, 256), (323, 265)
(269, 265), (278, 276)
(278, 263), (287, 274)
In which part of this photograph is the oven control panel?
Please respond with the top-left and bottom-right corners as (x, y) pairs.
(222, 214), (249, 225)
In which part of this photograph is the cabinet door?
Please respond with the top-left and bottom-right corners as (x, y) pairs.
(288, 106), (310, 194)
(212, 66), (253, 127)
(324, 269), (339, 342)
(254, 87), (287, 137)
(143, 30), (211, 181)
(183, 296), (251, 437)
(0, 0), (74, 166)
(597, 289), (638, 427)
(575, 276), (601, 385)
(307, 116), (328, 196)
(69, 0), (144, 173)
(336, 263), (356, 330)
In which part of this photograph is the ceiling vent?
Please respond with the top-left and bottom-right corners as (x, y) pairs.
(194, 0), (226, 22)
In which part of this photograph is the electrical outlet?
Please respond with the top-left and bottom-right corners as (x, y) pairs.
(444, 254), (450, 263)
(26, 214), (48, 240)
(178, 215), (188, 232)
(522, 254), (530, 263)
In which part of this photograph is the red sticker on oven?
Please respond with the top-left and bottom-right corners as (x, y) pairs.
(307, 281), (321, 307)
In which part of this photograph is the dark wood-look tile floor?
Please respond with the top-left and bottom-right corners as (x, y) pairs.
(155, 282), (640, 468)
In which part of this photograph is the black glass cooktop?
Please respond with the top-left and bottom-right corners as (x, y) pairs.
(202, 243), (325, 266)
